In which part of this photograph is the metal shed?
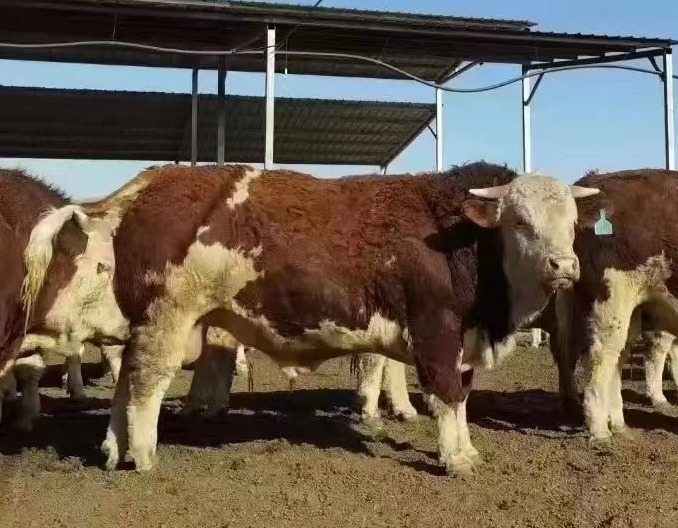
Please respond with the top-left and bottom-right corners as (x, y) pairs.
(0, 0), (675, 171)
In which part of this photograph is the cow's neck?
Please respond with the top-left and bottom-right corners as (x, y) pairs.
(472, 229), (550, 345)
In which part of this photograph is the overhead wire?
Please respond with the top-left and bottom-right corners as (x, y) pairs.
(0, 38), (674, 92)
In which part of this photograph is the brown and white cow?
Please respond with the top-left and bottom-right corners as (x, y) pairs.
(0, 168), (129, 429)
(545, 169), (678, 443)
(64, 162), (596, 473)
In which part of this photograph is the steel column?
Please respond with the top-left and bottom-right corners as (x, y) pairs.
(521, 65), (532, 173)
(379, 164), (387, 175)
(217, 58), (227, 165)
(663, 49), (675, 170)
(191, 68), (198, 167)
(435, 87), (443, 171)
(264, 26), (276, 169)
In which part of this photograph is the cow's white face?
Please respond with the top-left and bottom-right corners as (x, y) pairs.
(46, 214), (130, 344)
(462, 174), (599, 326)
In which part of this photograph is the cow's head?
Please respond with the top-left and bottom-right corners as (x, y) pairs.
(461, 174), (599, 317)
(22, 205), (130, 345)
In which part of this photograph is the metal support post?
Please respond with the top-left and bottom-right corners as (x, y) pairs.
(435, 87), (443, 171)
(663, 49), (675, 170)
(264, 26), (276, 169)
(521, 64), (532, 174)
(379, 165), (387, 175)
(217, 58), (227, 165)
(191, 68), (199, 167)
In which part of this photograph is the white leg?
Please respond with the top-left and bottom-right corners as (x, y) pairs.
(235, 344), (248, 376)
(65, 346), (87, 401)
(607, 358), (629, 434)
(644, 331), (671, 407)
(102, 344), (124, 385)
(530, 328), (542, 348)
(126, 320), (200, 471)
(13, 354), (46, 431)
(355, 353), (386, 421)
(668, 338), (678, 392)
(383, 359), (417, 420)
(428, 394), (479, 475)
(101, 362), (130, 471)
(583, 293), (635, 442)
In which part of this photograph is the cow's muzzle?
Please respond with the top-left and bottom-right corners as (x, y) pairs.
(544, 255), (579, 291)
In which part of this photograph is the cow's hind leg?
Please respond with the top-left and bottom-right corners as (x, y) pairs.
(101, 344), (124, 385)
(355, 353), (386, 423)
(65, 345), (87, 402)
(383, 359), (417, 421)
(643, 331), (673, 408)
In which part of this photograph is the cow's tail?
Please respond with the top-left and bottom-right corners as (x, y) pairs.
(21, 205), (92, 327)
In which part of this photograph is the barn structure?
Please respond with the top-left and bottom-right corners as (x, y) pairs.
(0, 0), (675, 173)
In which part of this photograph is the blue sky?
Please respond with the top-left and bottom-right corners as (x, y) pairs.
(0, 0), (676, 198)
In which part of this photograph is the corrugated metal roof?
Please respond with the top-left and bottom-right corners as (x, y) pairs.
(0, 86), (435, 165)
(0, 0), (672, 80)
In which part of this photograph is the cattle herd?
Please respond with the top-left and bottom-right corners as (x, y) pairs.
(1, 161), (678, 477)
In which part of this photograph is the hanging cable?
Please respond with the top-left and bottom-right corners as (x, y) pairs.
(0, 39), (673, 91)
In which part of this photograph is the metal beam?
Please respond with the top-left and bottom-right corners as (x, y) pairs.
(264, 25), (276, 169)
(191, 67), (198, 167)
(663, 49), (675, 170)
(437, 60), (481, 84)
(217, 57), (227, 165)
(521, 64), (532, 173)
(527, 49), (665, 71)
(435, 87), (443, 171)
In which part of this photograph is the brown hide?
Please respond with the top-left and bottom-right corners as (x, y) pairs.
(112, 162), (517, 403)
(0, 169), (77, 370)
(541, 169), (678, 408)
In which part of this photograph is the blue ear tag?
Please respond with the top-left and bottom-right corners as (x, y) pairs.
(594, 209), (613, 236)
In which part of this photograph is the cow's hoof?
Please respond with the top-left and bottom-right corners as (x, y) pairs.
(393, 405), (418, 422)
(131, 450), (155, 472)
(611, 424), (636, 440)
(12, 417), (34, 433)
(69, 390), (87, 403)
(179, 403), (204, 416)
(588, 434), (612, 451)
(202, 406), (229, 419)
(443, 454), (479, 478)
(652, 400), (677, 415)
(101, 438), (120, 471)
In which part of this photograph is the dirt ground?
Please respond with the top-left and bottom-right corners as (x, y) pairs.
(1, 343), (678, 528)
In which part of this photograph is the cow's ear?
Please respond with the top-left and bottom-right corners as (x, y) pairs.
(460, 199), (499, 228)
(574, 190), (614, 228)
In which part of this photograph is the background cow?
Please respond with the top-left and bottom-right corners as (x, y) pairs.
(544, 169), (678, 443)
(77, 161), (596, 474)
(0, 168), (129, 430)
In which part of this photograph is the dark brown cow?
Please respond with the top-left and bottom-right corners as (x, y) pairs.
(0, 168), (129, 429)
(541, 169), (678, 443)
(77, 161), (597, 473)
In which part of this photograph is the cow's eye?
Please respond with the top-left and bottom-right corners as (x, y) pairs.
(97, 262), (111, 274)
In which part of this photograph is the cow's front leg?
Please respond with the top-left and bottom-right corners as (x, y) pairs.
(583, 292), (636, 443)
(126, 320), (202, 471)
(410, 309), (477, 475)
(12, 353), (46, 431)
(184, 343), (236, 417)
(427, 392), (478, 474)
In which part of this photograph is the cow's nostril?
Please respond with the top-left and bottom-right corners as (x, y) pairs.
(548, 258), (560, 271)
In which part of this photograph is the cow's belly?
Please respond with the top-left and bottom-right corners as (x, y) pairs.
(203, 307), (412, 366)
